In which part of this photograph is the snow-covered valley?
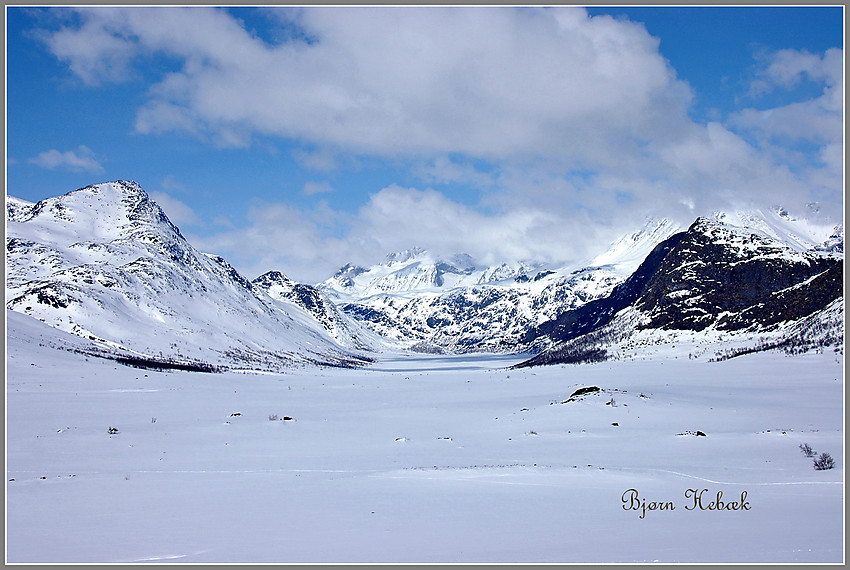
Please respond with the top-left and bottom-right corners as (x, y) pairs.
(6, 0), (845, 561)
(6, 310), (843, 563)
(5, 181), (844, 563)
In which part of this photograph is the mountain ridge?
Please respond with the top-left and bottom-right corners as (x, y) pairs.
(6, 180), (843, 368)
(316, 208), (841, 355)
(516, 215), (843, 367)
(6, 181), (372, 371)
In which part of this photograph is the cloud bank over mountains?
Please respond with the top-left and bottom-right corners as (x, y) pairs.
(34, 7), (843, 282)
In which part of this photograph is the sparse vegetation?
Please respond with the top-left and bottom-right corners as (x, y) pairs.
(517, 345), (608, 367)
(813, 452), (835, 471)
(799, 443), (815, 458)
(709, 338), (790, 361)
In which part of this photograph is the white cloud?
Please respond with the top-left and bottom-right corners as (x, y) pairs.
(161, 174), (188, 193)
(749, 48), (842, 95)
(42, 11), (138, 85)
(28, 145), (104, 173)
(731, 97), (843, 149)
(724, 47), (844, 210)
(293, 148), (339, 172)
(303, 181), (334, 196)
(190, 200), (351, 282)
(42, 7), (842, 214)
(733, 48), (843, 145)
(149, 191), (201, 227)
(37, 7), (844, 277)
(190, 185), (628, 283)
(42, 7), (694, 165)
(212, 215), (235, 228)
(349, 185), (608, 266)
(414, 156), (496, 189)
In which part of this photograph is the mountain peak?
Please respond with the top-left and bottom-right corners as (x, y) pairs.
(81, 179), (144, 194)
(254, 270), (292, 285)
(62, 180), (149, 206)
(6, 195), (35, 222)
(18, 180), (184, 246)
(6, 181), (372, 370)
(589, 216), (681, 271)
(708, 206), (840, 254)
(385, 247), (428, 264)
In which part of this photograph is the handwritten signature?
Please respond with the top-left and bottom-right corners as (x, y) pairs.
(622, 488), (751, 519)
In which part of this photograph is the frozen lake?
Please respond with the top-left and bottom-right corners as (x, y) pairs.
(367, 351), (532, 372)
(6, 317), (844, 563)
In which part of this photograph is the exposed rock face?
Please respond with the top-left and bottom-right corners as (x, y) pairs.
(633, 218), (843, 332)
(317, 218), (682, 353)
(517, 217), (843, 367)
(522, 232), (687, 346)
(252, 270), (378, 351)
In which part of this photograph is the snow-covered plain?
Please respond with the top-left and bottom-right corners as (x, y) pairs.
(5, 311), (843, 563)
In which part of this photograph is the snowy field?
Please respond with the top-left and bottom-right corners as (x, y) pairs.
(6, 314), (844, 563)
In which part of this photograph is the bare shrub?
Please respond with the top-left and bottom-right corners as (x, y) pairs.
(813, 452), (835, 471)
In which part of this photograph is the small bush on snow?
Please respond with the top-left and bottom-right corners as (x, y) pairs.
(813, 452), (835, 471)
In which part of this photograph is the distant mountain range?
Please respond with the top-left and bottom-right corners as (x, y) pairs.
(319, 207), (842, 357)
(5, 180), (844, 370)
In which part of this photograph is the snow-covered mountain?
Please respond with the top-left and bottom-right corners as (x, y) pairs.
(6, 181), (842, 366)
(318, 217), (683, 353)
(251, 270), (383, 351)
(710, 205), (842, 254)
(321, 218), (683, 303)
(321, 248), (483, 300)
(518, 215), (843, 367)
(318, 207), (841, 357)
(588, 216), (682, 271)
(5, 181), (372, 371)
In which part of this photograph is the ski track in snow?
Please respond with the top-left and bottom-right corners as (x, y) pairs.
(127, 553), (190, 562)
(614, 467), (843, 487)
(123, 549), (213, 563)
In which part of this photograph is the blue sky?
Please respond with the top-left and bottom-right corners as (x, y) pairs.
(6, 6), (844, 281)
